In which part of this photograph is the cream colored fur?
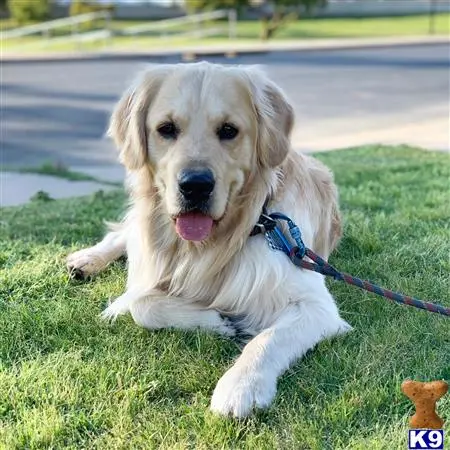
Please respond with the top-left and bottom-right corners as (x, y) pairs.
(67, 62), (351, 418)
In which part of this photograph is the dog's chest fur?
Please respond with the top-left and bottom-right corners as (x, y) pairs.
(150, 234), (299, 330)
(125, 152), (339, 331)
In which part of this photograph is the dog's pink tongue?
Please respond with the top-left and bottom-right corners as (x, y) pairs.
(175, 213), (213, 241)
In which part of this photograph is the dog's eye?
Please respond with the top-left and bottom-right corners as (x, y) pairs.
(217, 123), (239, 141)
(157, 121), (179, 140)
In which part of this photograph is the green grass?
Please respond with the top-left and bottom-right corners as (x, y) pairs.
(2, 14), (449, 54)
(0, 145), (449, 449)
(234, 13), (450, 39)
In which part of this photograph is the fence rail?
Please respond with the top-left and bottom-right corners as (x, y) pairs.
(1, 11), (111, 40)
(1, 9), (237, 50)
(32, 30), (112, 48)
(119, 9), (237, 40)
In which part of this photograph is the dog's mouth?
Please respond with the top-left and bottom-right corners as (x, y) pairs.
(174, 211), (214, 241)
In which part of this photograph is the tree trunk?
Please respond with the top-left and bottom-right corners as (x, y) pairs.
(260, 12), (282, 41)
(259, 8), (299, 41)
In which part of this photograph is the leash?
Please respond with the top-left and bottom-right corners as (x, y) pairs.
(251, 210), (450, 318)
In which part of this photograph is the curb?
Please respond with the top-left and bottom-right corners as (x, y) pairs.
(2, 36), (448, 64)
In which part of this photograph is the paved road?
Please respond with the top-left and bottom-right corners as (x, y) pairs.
(2, 44), (449, 170)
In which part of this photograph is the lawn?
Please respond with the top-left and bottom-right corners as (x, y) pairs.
(0, 145), (449, 449)
(2, 14), (449, 53)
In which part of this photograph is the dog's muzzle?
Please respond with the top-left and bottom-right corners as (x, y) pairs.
(178, 168), (215, 208)
(175, 168), (215, 242)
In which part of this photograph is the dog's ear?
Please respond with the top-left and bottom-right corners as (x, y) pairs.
(108, 66), (173, 170)
(244, 67), (294, 168)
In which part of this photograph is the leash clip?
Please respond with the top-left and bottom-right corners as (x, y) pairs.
(253, 213), (277, 235)
(287, 222), (306, 258)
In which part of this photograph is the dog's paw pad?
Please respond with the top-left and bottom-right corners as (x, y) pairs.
(68, 266), (88, 280)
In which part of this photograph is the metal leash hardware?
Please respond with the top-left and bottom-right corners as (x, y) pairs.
(254, 210), (450, 318)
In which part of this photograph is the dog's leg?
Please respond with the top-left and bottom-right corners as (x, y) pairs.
(101, 291), (236, 337)
(67, 229), (126, 279)
(210, 276), (352, 418)
(131, 298), (236, 337)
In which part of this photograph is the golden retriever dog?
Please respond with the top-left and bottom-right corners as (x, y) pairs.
(67, 61), (351, 418)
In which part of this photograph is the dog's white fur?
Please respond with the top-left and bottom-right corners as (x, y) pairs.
(67, 62), (351, 418)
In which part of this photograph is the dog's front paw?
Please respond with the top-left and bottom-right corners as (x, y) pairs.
(210, 365), (276, 418)
(67, 249), (107, 279)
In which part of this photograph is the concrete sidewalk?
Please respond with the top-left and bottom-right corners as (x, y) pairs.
(2, 35), (448, 63)
(0, 171), (119, 207)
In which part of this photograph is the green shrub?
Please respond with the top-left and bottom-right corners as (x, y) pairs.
(8, 0), (50, 24)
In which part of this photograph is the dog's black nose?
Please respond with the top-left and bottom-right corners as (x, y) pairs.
(178, 169), (215, 202)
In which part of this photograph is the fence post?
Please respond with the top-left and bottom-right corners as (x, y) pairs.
(195, 10), (202, 36)
(71, 18), (78, 44)
(74, 22), (81, 51)
(43, 27), (50, 45)
(428, 0), (437, 34)
(228, 9), (237, 40)
(105, 12), (112, 49)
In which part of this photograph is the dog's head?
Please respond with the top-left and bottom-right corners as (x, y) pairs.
(109, 62), (294, 242)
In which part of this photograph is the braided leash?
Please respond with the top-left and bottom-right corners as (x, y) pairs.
(252, 211), (450, 318)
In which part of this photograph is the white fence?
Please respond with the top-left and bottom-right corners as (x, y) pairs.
(119, 9), (237, 40)
(1, 11), (111, 40)
(1, 9), (236, 51)
(27, 29), (112, 49)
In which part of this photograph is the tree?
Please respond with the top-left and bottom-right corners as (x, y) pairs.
(8, 0), (50, 24)
(184, 0), (327, 40)
(185, 0), (248, 14)
(259, 0), (327, 40)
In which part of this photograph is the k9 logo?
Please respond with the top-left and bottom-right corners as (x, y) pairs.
(408, 430), (444, 450)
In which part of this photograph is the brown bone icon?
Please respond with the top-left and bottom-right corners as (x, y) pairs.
(401, 379), (448, 429)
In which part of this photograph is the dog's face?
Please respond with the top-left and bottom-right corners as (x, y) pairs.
(149, 67), (257, 241)
(109, 62), (294, 242)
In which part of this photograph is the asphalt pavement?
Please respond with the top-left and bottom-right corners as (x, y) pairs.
(1, 43), (449, 206)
